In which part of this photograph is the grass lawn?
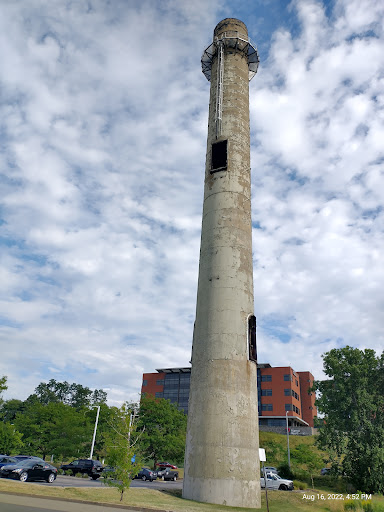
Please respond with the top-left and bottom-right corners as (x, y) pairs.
(0, 480), (383, 512)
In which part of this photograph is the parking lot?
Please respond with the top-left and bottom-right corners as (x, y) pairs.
(16, 474), (182, 490)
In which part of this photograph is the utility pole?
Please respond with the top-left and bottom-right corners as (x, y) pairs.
(89, 405), (100, 460)
(286, 410), (291, 468)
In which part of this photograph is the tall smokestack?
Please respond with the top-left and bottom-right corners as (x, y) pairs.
(182, 19), (261, 508)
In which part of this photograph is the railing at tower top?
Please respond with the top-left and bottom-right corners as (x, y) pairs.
(201, 30), (260, 82)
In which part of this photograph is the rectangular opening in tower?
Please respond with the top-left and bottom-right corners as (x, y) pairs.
(211, 139), (227, 172)
(248, 315), (257, 363)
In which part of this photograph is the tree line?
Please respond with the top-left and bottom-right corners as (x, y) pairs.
(0, 377), (187, 467)
(2, 345), (384, 495)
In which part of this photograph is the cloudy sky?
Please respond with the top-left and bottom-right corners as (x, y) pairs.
(1, 0), (383, 405)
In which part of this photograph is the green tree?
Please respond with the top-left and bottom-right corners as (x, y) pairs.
(13, 401), (92, 459)
(313, 346), (384, 493)
(0, 399), (26, 422)
(0, 422), (24, 454)
(28, 379), (107, 410)
(0, 375), (8, 407)
(102, 403), (143, 501)
(291, 443), (323, 488)
(136, 395), (187, 469)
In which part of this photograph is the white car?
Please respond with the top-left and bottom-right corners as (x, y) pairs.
(260, 466), (278, 476)
(260, 473), (294, 491)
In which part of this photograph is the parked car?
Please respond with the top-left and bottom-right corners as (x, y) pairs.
(134, 468), (157, 482)
(155, 461), (178, 469)
(101, 465), (117, 478)
(0, 455), (18, 468)
(60, 459), (104, 479)
(321, 468), (331, 475)
(260, 473), (294, 491)
(12, 455), (45, 462)
(156, 467), (179, 481)
(0, 459), (57, 483)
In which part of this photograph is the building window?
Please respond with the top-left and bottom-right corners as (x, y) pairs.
(248, 315), (257, 362)
(284, 389), (290, 396)
(262, 404), (273, 411)
(211, 139), (227, 171)
(283, 374), (292, 381)
(295, 379), (299, 386)
(266, 418), (285, 426)
(261, 375), (272, 382)
(285, 404), (292, 411)
(155, 392), (163, 398)
(156, 379), (164, 386)
(142, 380), (147, 387)
(261, 389), (272, 396)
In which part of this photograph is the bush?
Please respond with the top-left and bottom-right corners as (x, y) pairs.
(293, 480), (309, 490)
(364, 503), (384, 512)
(344, 501), (358, 511)
(311, 475), (349, 492)
(278, 463), (294, 480)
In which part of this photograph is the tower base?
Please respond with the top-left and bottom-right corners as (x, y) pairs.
(182, 359), (261, 508)
(183, 475), (261, 508)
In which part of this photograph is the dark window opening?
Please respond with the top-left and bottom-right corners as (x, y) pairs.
(211, 140), (227, 171)
(248, 315), (257, 362)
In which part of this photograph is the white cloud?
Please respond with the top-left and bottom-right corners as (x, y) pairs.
(0, 0), (383, 406)
(251, 0), (384, 373)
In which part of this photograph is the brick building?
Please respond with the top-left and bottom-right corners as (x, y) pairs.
(141, 364), (317, 428)
(257, 364), (317, 428)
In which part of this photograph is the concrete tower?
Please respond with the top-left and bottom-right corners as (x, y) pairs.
(182, 19), (261, 508)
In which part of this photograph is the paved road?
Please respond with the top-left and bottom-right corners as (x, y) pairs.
(2, 474), (182, 491)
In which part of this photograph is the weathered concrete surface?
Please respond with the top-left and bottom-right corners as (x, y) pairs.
(183, 19), (261, 508)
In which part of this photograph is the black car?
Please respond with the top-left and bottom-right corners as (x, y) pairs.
(60, 459), (103, 479)
(156, 467), (179, 481)
(12, 455), (45, 462)
(101, 465), (117, 477)
(0, 455), (18, 468)
(134, 468), (157, 482)
(0, 459), (57, 483)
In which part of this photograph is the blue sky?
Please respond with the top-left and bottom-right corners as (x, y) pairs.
(1, 0), (383, 405)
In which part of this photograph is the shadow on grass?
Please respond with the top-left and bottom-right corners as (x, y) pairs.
(159, 488), (182, 498)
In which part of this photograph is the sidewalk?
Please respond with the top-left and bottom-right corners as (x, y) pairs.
(0, 492), (171, 512)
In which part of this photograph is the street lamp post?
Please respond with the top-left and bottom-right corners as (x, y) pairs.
(89, 406), (100, 460)
(286, 410), (291, 469)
